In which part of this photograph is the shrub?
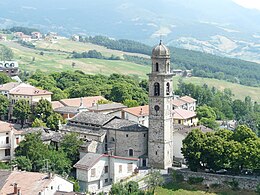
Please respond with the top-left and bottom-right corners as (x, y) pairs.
(256, 183), (260, 195)
(172, 170), (184, 183)
(210, 183), (221, 188)
(188, 177), (204, 184)
(227, 179), (239, 190)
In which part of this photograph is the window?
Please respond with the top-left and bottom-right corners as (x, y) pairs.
(105, 178), (108, 183)
(144, 133), (146, 137)
(155, 151), (158, 155)
(16, 137), (19, 144)
(105, 166), (108, 173)
(154, 83), (160, 96)
(127, 163), (133, 173)
(119, 165), (122, 173)
(6, 137), (9, 144)
(129, 149), (134, 157)
(91, 168), (96, 177)
(5, 149), (10, 156)
(166, 82), (170, 95)
(178, 120), (181, 124)
(155, 63), (159, 72)
(126, 134), (128, 137)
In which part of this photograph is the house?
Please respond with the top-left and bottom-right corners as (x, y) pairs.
(0, 170), (73, 195)
(13, 32), (24, 39)
(121, 105), (149, 127)
(172, 124), (213, 161)
(74, 153), (138, 193)
(31, 31), (42, 39)
(71, 35), (80, 42)
(0, 34), (7, 41)
(19, 34), (31, 42)
(0, 82), (52, 120)
(172, 95), (196, 111)
(173, 108), (198, 126)
(59, 111), (148, 167)
(0, 121), (22, 162)
(52, 96), (125, 119)
(0, 61), (19, 77)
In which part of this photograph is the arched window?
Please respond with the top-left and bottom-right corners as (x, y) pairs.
(154, 83), (160, 96)
(166, 82), (170, 95)
(155, 63), (159, 72)
(129, 149), (134, 157)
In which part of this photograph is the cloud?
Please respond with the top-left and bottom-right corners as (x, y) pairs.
(21, 6), (37, 10)
(232, 0), (260, 10)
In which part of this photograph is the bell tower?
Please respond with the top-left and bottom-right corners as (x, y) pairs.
(148, 40), (174, 169)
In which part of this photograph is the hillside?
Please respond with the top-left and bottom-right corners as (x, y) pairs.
(0, 0), (259, 62)
(1, 38), (260, 102)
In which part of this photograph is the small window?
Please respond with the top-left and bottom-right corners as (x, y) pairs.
(155, 63), (159, 72)
(105, 166), (108, 173)
(154, 83), (160, 96)
(6, 132), (8, 135)
(91, 168), (96, 177)
(5, 149), (10, 156)
(6, 137), (9, 144)
(155, 151), (158, 155)
(127, 163), (133, 173)
(51, 186), (53, 190)
(126, 134), (128, 137)
(119, 165), (122, 173)
(129, 149), (134, 157)
(166, 82), (170, 95)
(16, 137), (19, 144)
(105, 178), (108, 183)
(144, 134), (146, 137)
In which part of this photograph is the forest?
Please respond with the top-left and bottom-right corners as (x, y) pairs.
(83, 35), (260, 87)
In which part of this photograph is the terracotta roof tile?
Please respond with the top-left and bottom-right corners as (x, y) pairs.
(179, 95), (196, 103)
(123, 105), (149, 117)
(0, 82), (19, 91)
(0, 121), (14, 132)
(172, 99), (186, 107)
(60, 96), (106, 107)
(51, 101), (65, 110)
(173, 109), (196, 120)
(9, 83), (52, 96)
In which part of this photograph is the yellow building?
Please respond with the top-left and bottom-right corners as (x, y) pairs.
(173, 108), (198, 126)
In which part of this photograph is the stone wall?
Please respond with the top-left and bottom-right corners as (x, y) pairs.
(171, 169), (260, 191)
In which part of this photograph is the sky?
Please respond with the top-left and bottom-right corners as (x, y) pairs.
(232, 0), (260, 10)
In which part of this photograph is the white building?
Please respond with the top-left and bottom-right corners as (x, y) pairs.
(172, 95), (197, 111)
(0, 121), (22, 162)
(0, 170), (73, 195)
(121, 105), (149, 127)
(74, 153), (138, 193)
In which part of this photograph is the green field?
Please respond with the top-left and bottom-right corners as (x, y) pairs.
(155, 182), (257, 195)
(1, 39), (260, 102)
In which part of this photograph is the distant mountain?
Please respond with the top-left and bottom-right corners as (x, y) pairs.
(0, 0), (259, 62)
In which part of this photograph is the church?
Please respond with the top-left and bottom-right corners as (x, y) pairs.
(63, 41), (174, 192)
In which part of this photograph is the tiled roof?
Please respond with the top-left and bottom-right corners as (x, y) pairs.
(61, 124), (107, 137)
(88, 103), (126, 111)
(0, 171), (52, 195)
(51, 101), (65, 110)
(104, 118), (148, 132)
(9, 83), (52, 96)
(74, 153), (138, 171)
(173, 124), (213, 136)
(179, 95), (196, 103)
(123, 105), (149, 117)
(74, 153), (103, 171)
(0, 121), (14, 132)
(172, 99), (186, 107)
(60, 96), (106, 107)
(54, 106), (81, 114)
(0, 82), (19, 91)
(0, 170), (11, 190)
(173, 109), (196, 120)
(69, 112), (116, 126)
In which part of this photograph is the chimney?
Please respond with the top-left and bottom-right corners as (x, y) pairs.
(14, 183), (18, 194)
(48, 172), (53, 179)
(140, 108), (143, 115)
(17, 187), (21, 195)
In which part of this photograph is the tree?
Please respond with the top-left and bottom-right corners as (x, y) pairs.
(32, 118), (46, 127)
(196, 105), (218, 129)
(60, 133), (83, 164)
(13, 99), (31, 128)
(123, 99), (139, 108)
(0, 72), (12, 84)
(46, 113), (64, 130)
(34, 98), (53, 122)
(11, 156), (32, 171)
(181, 129), (206, 171)
(144, 169), (164, 193)
(0, 94), (9, 118)
(232, 125), (257, 143)
(0, 44), (14, 60)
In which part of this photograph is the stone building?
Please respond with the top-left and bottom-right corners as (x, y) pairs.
(148, 41), (174, 169)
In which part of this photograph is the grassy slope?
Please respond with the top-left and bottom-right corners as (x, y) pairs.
(1, 39), (259, 101)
